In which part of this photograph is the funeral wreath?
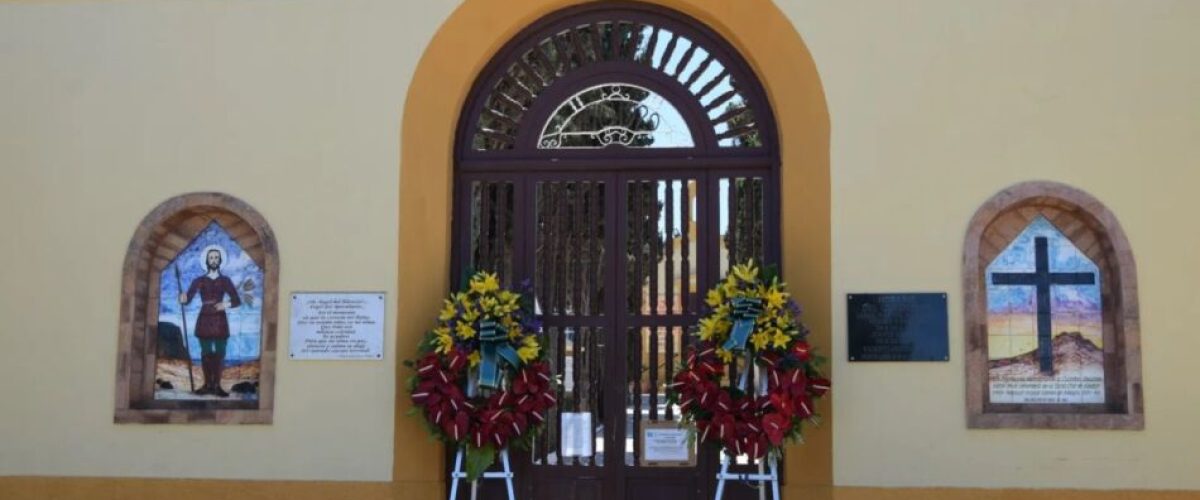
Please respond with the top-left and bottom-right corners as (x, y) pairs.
(667, 261), (830, 460)
(405, 272), (557, 480)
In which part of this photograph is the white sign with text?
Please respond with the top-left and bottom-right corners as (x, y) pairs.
(290, 292), (385, 360)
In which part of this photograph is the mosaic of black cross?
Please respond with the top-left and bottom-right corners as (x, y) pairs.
(991, 236), (1096, 375)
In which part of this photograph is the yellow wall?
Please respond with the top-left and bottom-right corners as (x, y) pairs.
(780, 0), (1200, 491)
(0, 0), (458, 481)
(3, 0), (1200, 498)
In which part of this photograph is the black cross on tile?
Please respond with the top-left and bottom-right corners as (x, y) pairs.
(991, 236), (1096, 375)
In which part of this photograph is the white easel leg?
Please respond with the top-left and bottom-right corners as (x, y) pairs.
(770, 456), (781, 500)
(501, 448), (516, 500)
(758, 460), (767, 500)
(715, 457), (729, 500)
(449, 448), (463, 500)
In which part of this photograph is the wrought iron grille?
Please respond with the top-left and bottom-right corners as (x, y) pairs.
(451, 4), (780, 499)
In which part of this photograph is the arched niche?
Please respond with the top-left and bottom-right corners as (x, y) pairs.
(964, 181), (1142, 429)
(115, 192), (278, 424)
(400, 0), (831, 491)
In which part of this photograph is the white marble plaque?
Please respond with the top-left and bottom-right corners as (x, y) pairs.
(289, 292), (385, 360)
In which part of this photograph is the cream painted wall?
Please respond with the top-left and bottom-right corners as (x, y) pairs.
(0, 0), (457, 481)
(779, 0), (1200, 491)
(4, 0), (1200, 491)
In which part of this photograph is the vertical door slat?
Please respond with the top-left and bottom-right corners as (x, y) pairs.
(665, 180), (675, 315)
(496, 183), (510, 282)
(682, 180), (692, 314)
(479, 183), (492, 272)
(573, 183), (584, 317)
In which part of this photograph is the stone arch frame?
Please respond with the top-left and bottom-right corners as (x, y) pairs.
(964, 181), (1143, 429)
(400, 0), (830, 494)
(115, 192), (279, 424)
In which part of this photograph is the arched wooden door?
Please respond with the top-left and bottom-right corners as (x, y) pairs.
(451, 4), (779, 498)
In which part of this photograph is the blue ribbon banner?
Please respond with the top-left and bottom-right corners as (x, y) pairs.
(722, 297), (764, 352)
(477, 320), (521, 389)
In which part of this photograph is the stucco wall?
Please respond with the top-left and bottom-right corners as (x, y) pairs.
(0, 0), (456, 481)
(2, 0), (1199, 493)
(779, 0), (1200, 490)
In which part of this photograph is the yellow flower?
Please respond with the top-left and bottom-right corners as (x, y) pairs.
(705, 289), (723, 308)
(502, 318), (522, 339)
(731, 261), (759, 284)
(750, 331), (771, 351)
(765, 285), (787, 310)
(698, 316), (730, 342)
(499, 291), (520, 308)
(479, 296), (498, 314)
(715, 348), (734, 364)
(772, 330), (791, 349)
(468, 351), (481, 367)
(455, 322), (476, 339)
(470, 272), (500, 294)
(517, 335), (540, 363)
(433, 328), (453, 354)
(438, 300), (457, 321)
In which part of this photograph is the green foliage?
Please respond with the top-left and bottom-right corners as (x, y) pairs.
(760, 264), (781, 284)
(465, 444), (497, 482)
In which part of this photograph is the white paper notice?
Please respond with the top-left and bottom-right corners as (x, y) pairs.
(560, 412), (593, 458)
(643, 427), (690, 462)
(290, 292), (385, 360)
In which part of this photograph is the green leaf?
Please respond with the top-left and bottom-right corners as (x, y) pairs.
(761, 264), (781, 283)
(464, 444), (496, 481)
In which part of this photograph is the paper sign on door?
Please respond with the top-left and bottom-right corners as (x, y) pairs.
(560, 412), (593, 458)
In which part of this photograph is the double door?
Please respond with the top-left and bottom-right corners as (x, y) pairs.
(452, 169), (771, 499)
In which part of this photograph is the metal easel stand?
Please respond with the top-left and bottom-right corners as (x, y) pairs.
(714, 352), (782, 500)
(714, 454), (780, 500)
(448, 446), (516, 500)
(448, 370), (516, 500)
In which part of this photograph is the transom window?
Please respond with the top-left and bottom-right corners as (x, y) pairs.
(459, 4), (775, 157)
(538, 83), (694, 149)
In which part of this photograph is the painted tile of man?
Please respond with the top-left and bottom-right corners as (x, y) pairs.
(179, 246), (241, 397)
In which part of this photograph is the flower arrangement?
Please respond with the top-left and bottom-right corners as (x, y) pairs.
(667, 261), (829, 460)
(405, 272), (557, 479)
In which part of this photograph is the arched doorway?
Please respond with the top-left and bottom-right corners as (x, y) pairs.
(451, 3), (779, 498)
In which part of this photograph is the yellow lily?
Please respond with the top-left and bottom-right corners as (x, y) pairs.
(731, 261), (759, 284)
(438, 300), (457, 321)
(698, 316), (729, 342)
(455, 322), (476, 339)
(470, 272), (500, 294)
(763, 286), (787, 311)
(705, 288), (723, 307)
(517, 335), (540, 363)
(750, 331), (771, 351)
(771, 330), (791, 349)
(479, 296), (498, 315)
(433, 328), (453, 354)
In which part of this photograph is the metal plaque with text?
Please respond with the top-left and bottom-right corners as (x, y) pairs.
(847, 293), (948, 362)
